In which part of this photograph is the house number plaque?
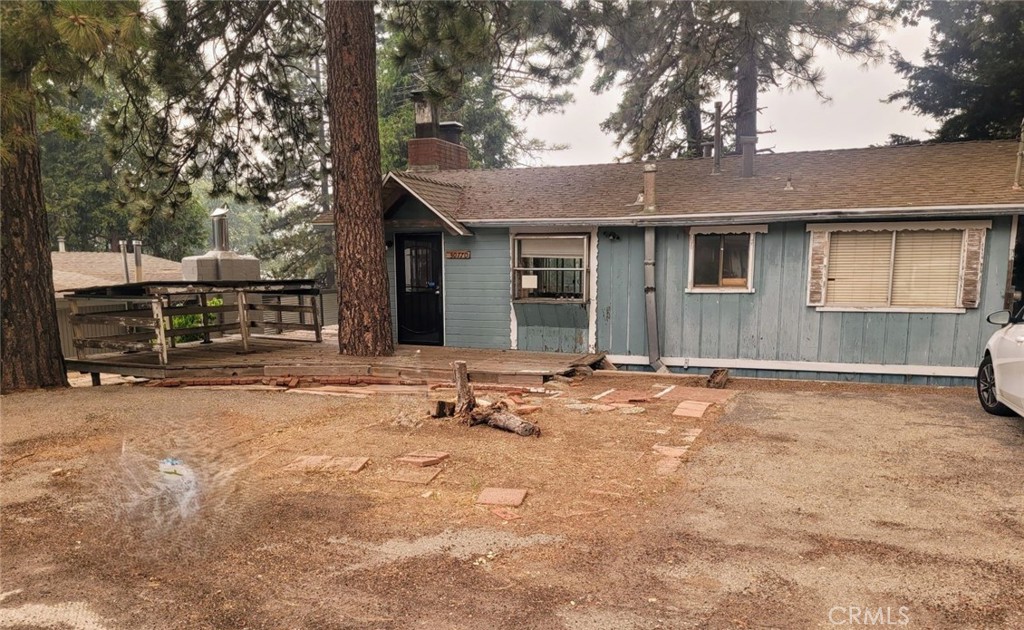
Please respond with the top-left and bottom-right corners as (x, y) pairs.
(446, 250), (471, 259)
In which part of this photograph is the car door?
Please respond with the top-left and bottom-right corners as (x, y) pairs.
(991, 311), (1024, 411)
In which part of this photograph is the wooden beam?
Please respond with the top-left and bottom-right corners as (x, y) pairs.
(70, 313), (161, 328)
(247, 303), (318, 314)
(67, 360), (167, 379)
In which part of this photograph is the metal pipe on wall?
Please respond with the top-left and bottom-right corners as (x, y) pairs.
(644, 226), (666, 373)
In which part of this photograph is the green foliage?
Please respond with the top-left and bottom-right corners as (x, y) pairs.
(170, 296), (221, 343)
(385, 0), (596, 117)
(0, 0), (147, 164)
(591, 1), (894, 160)
(39, 87), (207, 260)
(377, 30), (555, 171)
(888, 1), (1024, 141)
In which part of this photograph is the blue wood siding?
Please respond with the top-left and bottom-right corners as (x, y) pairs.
(515, 302), (588, 353)
(444, 229), (512, 349)
(597, 218), (1014, 384)
(597, 227), (647, 355)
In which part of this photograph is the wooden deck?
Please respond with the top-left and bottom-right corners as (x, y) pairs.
(65, 334), (604, 385)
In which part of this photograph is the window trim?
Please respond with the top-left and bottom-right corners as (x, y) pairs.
(806, 220), (990, 313)
(512, 233), (590, 304)
(685, 224), (767, 294)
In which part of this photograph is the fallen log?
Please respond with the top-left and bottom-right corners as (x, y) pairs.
(469, 401), (540, 437)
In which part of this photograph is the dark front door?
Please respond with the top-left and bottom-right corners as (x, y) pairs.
(395, 233), (444, 345)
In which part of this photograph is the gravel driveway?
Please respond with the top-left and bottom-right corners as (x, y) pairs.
(1, 379), (1021, 629)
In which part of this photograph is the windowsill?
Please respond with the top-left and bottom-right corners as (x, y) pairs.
(685, 287), (756, 294)
(815, 306), (967, 314)
(513, 298), (588, 305)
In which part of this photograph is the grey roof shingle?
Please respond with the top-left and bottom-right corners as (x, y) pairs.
(51, 252), (182, 293)
(312, 140), (1023, 226)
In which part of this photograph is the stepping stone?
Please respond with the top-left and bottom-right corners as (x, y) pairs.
(655, 457), (682, 476)
(490, 507), (522, 521)
(652, 444), (690, 458)
(618, 406), (646, 415)
(284, 455), (332, 471)
(328, 456), (370, 472)
(517, 405), (541, 415)
(284, 456), (369, 473)
(396, 450), (450, 467)
(678, 428), (704, 443)
(660, 386), (736, 404)
(389, 467), (441, 485)
(476, 487), (528, 507)
(672, 400), (712, 418)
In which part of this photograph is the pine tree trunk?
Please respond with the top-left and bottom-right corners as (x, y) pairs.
(1, 73), (69, 392)
(735, 9), (758, 151)
(324, 0), (394, 356)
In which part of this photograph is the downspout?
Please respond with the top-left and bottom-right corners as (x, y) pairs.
(642, 164), (667, 373)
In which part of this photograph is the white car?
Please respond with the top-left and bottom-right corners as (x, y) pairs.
(977, 307), (1024, 417)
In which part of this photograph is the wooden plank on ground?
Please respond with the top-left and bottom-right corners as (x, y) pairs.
(264, 365), (371, 376)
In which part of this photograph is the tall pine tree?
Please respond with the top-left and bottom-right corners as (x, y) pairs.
(592, 1), (893, 159)
(888, 0), (1024, 141)
(1, 0), (147, 392)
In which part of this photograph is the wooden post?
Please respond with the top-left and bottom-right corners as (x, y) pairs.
(200, 293), (212, 343)
(311, 294), (322, 343)
(275, 295), (283, 334)
(90, 372), (101, 386)
(236, 290), (251, 351)
(68, 298), (85, 360)
(454, 360), (475, 417)
(151, 298), (169, 365)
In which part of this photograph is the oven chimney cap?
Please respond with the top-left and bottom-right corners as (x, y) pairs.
(211, 206), (229, 218)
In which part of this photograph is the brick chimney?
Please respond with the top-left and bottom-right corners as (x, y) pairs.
(407, 90), (469, 172)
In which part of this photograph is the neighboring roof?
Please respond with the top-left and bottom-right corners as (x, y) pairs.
(312, 140), (1024, 227)
(51, 251), (182, 294)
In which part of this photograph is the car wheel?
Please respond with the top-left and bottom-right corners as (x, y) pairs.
(977, 354), (1014, 416)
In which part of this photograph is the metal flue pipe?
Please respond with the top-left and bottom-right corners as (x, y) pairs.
(119, 240), (130, 283)
(133, 239), (144, 282)
(212, 207), (230, 252)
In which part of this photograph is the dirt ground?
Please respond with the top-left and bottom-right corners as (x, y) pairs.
(2, 374), (1023, 629)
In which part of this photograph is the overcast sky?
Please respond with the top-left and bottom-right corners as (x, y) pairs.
(526, 20), (938, 166)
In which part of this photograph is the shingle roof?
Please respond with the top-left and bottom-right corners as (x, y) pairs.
(385, 171), (468, 234)
(429, 140), (1024, 222)
(312, 140), (1023, 227)
(52, 252), (182, 293)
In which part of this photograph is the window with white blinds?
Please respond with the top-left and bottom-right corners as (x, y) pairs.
(824, 229), (964, 308)
(891, 230), (963, 306)
(513, 234), (589, 302)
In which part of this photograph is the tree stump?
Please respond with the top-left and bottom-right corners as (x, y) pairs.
(454, 360), (475, 418)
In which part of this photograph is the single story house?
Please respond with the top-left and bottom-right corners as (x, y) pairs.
(317, 114), (1023, 385)
(52, 249), (183, 357)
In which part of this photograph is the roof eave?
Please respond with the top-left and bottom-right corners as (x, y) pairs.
(458, 203), (1024, 228)
(384, 172), (472, 236)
